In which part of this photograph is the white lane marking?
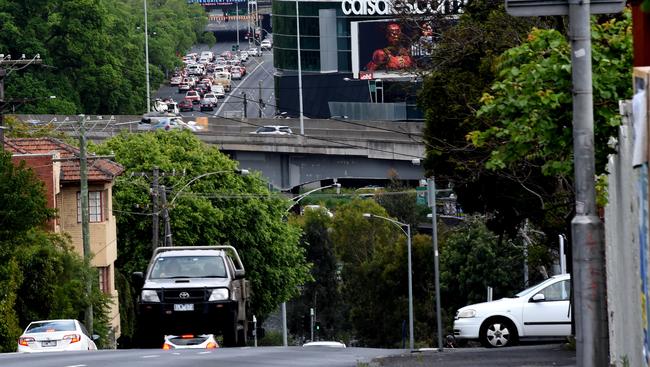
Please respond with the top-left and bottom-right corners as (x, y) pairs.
(64, 365), (87, 367)
(214, 60), (267, 117)
(198, 351), (212, 354)
(141, 354), (160, 358)
(172, 352), (181, 355)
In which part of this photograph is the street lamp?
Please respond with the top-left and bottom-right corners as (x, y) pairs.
(363, 213), (414, 351)
(286, 182), (341, 213)
(158, 169), (250, 247)
(170, 169), (250, 207)
(281, 180), (341, 347)
(295, 0), (305, 135)
(143, 0), (151, 113)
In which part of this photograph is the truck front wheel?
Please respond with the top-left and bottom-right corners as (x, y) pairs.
(222, 310), (239, 347)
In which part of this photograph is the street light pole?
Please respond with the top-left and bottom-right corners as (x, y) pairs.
(363, 213), (414, 351)
(427, 178), (443, 352)
(143, 0), (151, 113)
(236, 2), (240, 51)
(295, 0), (305, 135)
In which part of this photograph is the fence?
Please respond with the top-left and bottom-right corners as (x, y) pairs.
(604, 67), (650, 367)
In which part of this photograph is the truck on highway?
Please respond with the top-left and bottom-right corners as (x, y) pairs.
(133, 246), (250, 347)
(212, 71), (232, 93)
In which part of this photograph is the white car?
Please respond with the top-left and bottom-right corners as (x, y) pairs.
(453, 274), (571, 348)
(303, 341), (346, 348)
(18, 319), (98, 353)
(231, 67), (242, 80)
(211, 84), (226, 99)
(203, 92), (218, 105)
(162, 334), (219, 350)
(250, 125), (293, 135)
(260, 39), (272, 50)
(248, 47), (260, 57)
(239, 51), (249, 62)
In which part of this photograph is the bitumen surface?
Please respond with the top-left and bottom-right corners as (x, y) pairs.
(371, 343), (576, 367)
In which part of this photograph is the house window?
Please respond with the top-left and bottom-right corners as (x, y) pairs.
(77, 191), (104, 223)
(98, 266), (110, 294)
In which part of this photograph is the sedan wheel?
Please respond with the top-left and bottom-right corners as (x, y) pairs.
(480, 318), (517, 348)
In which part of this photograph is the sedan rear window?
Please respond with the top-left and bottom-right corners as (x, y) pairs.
(26, 320), (76, 333)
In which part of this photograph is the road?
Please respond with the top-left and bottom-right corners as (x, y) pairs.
(0, 346), (399, 367)
(155, 42), (276, 121)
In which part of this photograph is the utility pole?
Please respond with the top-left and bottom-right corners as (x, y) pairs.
(152, 167), (160, 250)
(258, 80), (263, 118)
(0, 67), (5, 150)
(427, 178), (443, 352)
(160, 185), (172, 247)
(79, 115), (94, 335)
(144, 0), (151, 112)
(242, 92), (248, 118)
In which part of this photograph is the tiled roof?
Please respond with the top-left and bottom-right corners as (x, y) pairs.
(4, 137), (124, 183)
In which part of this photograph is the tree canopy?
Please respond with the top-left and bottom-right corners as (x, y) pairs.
(92, 130), (312, 322)
(0, 0), (208, 115)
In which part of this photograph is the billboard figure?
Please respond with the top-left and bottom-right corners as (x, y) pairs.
(365, 22), (413, 72)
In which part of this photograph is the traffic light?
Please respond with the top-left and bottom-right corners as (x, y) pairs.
(315, 322), (321, 332)
(232, 45), (239, 51)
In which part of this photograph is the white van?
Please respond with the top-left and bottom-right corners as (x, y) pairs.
(200, 51), (214, 62)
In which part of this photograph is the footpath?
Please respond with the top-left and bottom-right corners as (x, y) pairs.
(371, 343), (576, 367)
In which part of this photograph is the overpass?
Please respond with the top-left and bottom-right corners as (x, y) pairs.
(11, 115), (426, 190)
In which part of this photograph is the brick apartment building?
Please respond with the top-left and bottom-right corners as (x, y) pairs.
(4, 137), (124, 343)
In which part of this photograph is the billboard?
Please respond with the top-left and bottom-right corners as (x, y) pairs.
(351, 19), (433, 80)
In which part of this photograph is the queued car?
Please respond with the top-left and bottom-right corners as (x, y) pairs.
(250, 125), (293, 135)
(162, 334), (219, 350)
(177, 82), (191, 93)
(178, 98), (194, 112)
(185, 90), (201, 104)
(231, 67), (242, 80)
(260, 39), (272, 51)
(199, 99), (215, 112)
(211, 84), (226, 99)
(17, 319), (98, 353)
(170, 75), (182, 86)
(202, 92), (218, 106)
(453, 274), (571, 348)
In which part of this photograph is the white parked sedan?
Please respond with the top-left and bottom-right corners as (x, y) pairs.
(18, 319), (98, 353)
(453, 274), (571, 348)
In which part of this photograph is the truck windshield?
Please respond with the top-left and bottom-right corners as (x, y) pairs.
(149, 256), (227, 279)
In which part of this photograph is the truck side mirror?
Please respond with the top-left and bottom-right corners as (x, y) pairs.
(132, 271), (144, 290)
(234, 269), (246, 279)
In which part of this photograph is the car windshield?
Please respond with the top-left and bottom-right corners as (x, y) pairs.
(149, 256), (227, 279)
(26, 320), (76, 333)
(514, 276), (564, 297)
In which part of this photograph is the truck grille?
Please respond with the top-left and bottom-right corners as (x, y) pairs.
(161, 289), (207, 302)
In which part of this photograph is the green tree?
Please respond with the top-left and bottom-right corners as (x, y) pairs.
(0, 0), (207, 115)
(470, 12), (632, 178)
(418, 0), (563, 237)
(0, 151), (110, 350)
(93, 130), (311, 321)
(440, 216), (524, 319)
(288, 211), (340, 342)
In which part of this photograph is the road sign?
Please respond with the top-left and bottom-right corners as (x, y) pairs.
(505, 0), (625, 16)
(416, 186), (427, 206)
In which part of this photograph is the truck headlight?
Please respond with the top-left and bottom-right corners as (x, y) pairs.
(141, 290), (160, 302)
(456, 309), (477, 319)
(209, 289), (229, 301)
